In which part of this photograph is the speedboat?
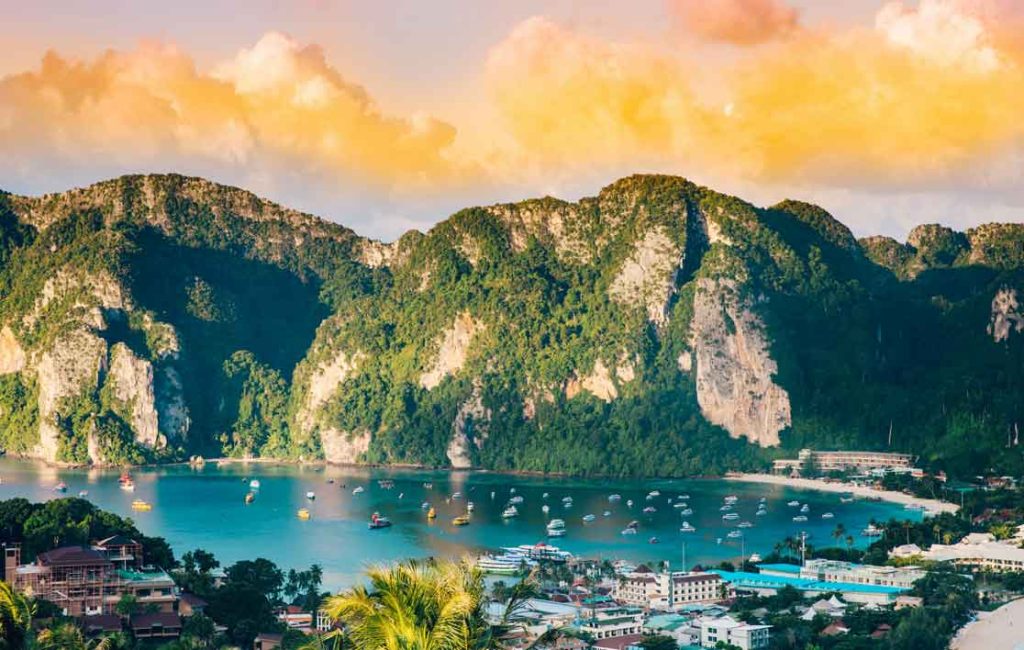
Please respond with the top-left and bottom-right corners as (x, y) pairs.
(561, 496), (573, 503)
(719, 505), (733, 512)
(353, 486), (365, 495)
(755, 509), (767, 516)
(542, 492), (549, 499)
(78, 490), (88, 498)
(727, 530), (743, 539)
(602, 510), (612, 517)
(509, 495), (524, 504)
(490, 491), (496, 499)
(250, 479), (261, 489)
(840, 496), (855, 503)
(427, 507), (437, 519)
(368, 513), (392, 529)
(421, 501), (430, 509)
(452, 515), (470, 526)
(648, 490), (661, 498)
(582, 514), (596, 523)
(722, 513), (740, 521)
(297, 508), (311, 520)
(793, 515), (808, 522)
(501, 506), (519, 519)
(724, 495), (739, 503)
(306, 491), (316, 500)
(510, 488), (516, 494)
(547, 519), (567, 537)
(787, 500), (800, 507)
(821, 512), (834, 519)
(680, 522), (696, 533)
(673, 502), (689, 509)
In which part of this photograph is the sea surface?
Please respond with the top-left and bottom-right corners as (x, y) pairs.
(0, 458), (921, 590)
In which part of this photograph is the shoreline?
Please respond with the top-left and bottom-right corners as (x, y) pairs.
(724, 473), (959, 515)
(952, 598), (1024, 649)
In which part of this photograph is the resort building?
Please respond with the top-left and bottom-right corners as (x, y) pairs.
(916, 532), (1024, 572)
(3, 540), (178, 618)
(614, 566), (726, 611)
(798, 559), (926, 589)
(772, 449), (915, 476)
(698, 615), (771, 650)
(712, 568), (908, 605)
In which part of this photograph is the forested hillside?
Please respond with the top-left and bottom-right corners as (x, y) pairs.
(1, 174), (1022, 478)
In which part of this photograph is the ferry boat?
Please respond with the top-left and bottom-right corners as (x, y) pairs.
(582, 514), (596, 523)
(727, 530), (743, 539)
(546, 519), (567, 537)
(608, 494), (622, 502)
(452, 515), (470, 526)
(245, 492), (255, 504)
(368, 513), (392, 529)
(679, 521), (696, 533)
(297, 508), (311, 520)
(862, 524), (884, 537)
(250, 479), (261, 489)
(306, 491), (316, 501)
(427, 507), (437, 519)
(131, 499), (152, 511)
(477, 555), (523, 575)
(821, 512), (834, 519)
(787, 500), (800, 507)
(54, 482), (68, 493)
(501, 506), (519, 519)
(352, 486), (364, 495)
(792, 515), (808, 522)
(722, 513), (740, 521)
(501, 543), (572, 563)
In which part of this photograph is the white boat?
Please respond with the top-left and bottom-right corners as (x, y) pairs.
(793, 515), (808, 522)
(608, 494), (622, 502)
(840, 496), (855, 503)
(678, 508), (693, 516)
(680, 521), (696, 533)
(621, 527), (638, 536)
(678, 494), (690, 500)
(509, 495), (524, 504)
(467, 502), (475, 512)
(724, 495), (739, 503)
(738, 521), (753, 528)
(602, 510), (611, 517)
(542, 492), (549, 499)
(249, 480), (261, 489)
(306, 491), (316, 500)
(862, 524), (884, 537)
(582, 514), (597, 523)
(643, 506), (657, 514)
(727, 530), (743, 539)
(561, 496), (573, 503)
(673, 502), (690, 509)
(542, 504), (550, 514)
(787, 500), (800, 507)
(510, 488), (516, 494)
(749, 553), (763, 563)
(452, 492), (463, 499)
(490, 491), (496, 499)
(353, 486), (364, 495)
(626, 499), (634, 507)
(722, 513), (740, 521)
(421, 501), (430, 509)
(501, 506), (519, 519)
(719, 505), (733, 512)
(477, 556), (523, 575)
(800, 504), (810, 513)
(547, 519), (567, 536)
(821, 512), (834, 519)
(755, 509), (767, 516)
(648, 490), (661, 497)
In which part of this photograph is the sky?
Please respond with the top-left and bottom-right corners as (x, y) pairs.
(1, 0), (1022, 241)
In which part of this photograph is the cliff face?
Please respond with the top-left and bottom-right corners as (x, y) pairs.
(4, 173), (1024, 477)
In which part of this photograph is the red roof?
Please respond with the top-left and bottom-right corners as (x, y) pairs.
(130, 613), (182, 630)
(37, 546), (111, 568)
(593, 634), (645, 650)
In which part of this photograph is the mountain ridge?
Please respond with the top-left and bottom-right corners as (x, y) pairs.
(1, 173), (1022, 478)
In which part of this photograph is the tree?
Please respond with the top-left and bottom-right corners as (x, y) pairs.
(181, 613), (218, 649)
(888, 608), (946, 650)
(114, 594), (138, 618)
(638, 634), (677, 650)
(35, 623), (87, 650)
(226, 558), (284, 603)
(321, 559), (491, 650)
(87, 632), (133, 650)
(0, 580), (35, 650)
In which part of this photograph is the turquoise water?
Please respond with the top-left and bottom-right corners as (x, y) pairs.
(0, 459), (920, 590)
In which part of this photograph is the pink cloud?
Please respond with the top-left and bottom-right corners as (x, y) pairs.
(668, 0), (799, 45)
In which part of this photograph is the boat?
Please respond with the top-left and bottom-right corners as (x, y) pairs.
(245, 492), (255, 504)
(131, 499), (152, 511)
(542, 504), (550, 514)
(648, 490), (661, 497)
(510, 488), (516, 494)
(467, 502), (475, 512)
(421, 501), (430, 509)
(427, 507), (437, 519)
(749, 553), (763, 563)
(452, 491), (463, 499)
(862, 524), (884, 537)
(327, 478), (334, 484)
(250, 479), (261, 489)
(678, 494), (690, 500)
(398, 492), (404, 499)
(719, 505), (733, 512)
(452, 515), (470, 526)
(501, 543), (573, 563)
(678, 508), (693, 516)
(542, 492), (549, 499)
(582, 514), (596, 523)
(755, 509), (767, 516)
(626, 499), (634, 507)
(680, 521), (696, 533)
(738, 521), (754, 528)
(509, 495), (524, 504)
(673, 502), (689, 509)
(621, 520), (640, 535)
(297, 508), (311, 520)
(602, 510), (612, 517)
(787, 500), (800, 507)
(608, 494), (622, 502)
(642, 506), (657, 514)
(727, 530), (743, 539)
(759, 497), (767, 503)
(306, 491), (316, 501)
(54, 482), (68, 493)
(840, 496), (855, 504)
(368, 513), (392, 529)
(477, 555), (524, 575)
(724, 495), (739, 503)
(821, 512), (834, 519)
(78, 490), (88, 498)
(792, 515), (808, 522)
(501, 506), (519, 519)
(119, 480), (135, 492)
(648, 536), (660, 544)
(800, 504), (810, 513)
(546, 519), (567, 537)
(424, 482), (433, 489)
(353, 486), (364, 495)
(561, 496), (573, 503)
(722, 513), (740, 521)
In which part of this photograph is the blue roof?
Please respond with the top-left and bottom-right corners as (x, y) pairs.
(710, 570), (907, 596)
(757, 563), (802, 574)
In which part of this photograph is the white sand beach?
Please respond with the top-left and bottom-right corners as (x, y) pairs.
(725, 473), (959, 515)
(952, 598), (1024, 650)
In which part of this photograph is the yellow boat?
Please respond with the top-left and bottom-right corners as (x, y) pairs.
(245, 492), (255, 504)
(297, 508), (311, 520)
(427, 507), (436, 519)
(452, 515), (470, 526)
(131, 499), (152, 511)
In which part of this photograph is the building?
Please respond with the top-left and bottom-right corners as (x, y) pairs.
(712, 569), (908, 605)
(698, 615), (771, 650)
(4, 540), (178, 618)
(130, 612), (182, 640)
(574, 603), (644, 640)
(799, 559), (925, 590)
(644, 613), (701, 646)
(277, 605), (314, 631)
(918, 532), (1024, 572)
(253, 632), (284, 650)
(591, 633), (646, 650)
(614, 566), (725, 611)
(772, 449), (915, 476)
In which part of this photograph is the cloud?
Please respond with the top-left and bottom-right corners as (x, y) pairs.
(0, 33), (463, 193)
(668, 0), (799, 45)
(876, 0), (1000, 72)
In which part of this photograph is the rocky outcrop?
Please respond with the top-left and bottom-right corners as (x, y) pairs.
(420, 313), (484, 389)
(107, 343), (161, 449)
(988, 287), (1024, 343)
(0, 326), (26, 374)
(321, 427), (371, 465)
(691, 278), (790, 447)
(609, 226), (684, 326)
(447, 381), (491, 468)
(565, 359), (619, 402)
(297, 349), (364, 433)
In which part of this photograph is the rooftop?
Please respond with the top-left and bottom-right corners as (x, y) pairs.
(711, 570), (907, 595)
(37, 546), (111, 568)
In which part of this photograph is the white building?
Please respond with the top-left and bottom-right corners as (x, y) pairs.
(575, 604), (645, 640)
(919, 533), (1024, 572)
(800, 559), (925, 589)
(615, 566), (725, 611)
(698, 615), (771, 650)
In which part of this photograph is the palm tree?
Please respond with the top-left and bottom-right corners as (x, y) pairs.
(35, 623), (87, 650)
(320, 559), (491, 650)
(0, 580), (35, 650)
(88, 632), (133, 650)
(831, 523), (847, 545)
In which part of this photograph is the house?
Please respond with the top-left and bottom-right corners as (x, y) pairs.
(130, 612), (182, 639)
(591, 633), (646, 650)
(697, 615), (771, 650)
(772, 449), (915, 476)
(253, 632), (284, 649)
(820, 620), (849, 636)
(80, 614), (123, 636)
(276, 604), (313, 630)
(799, 596), (847, 621)
(179, 592), (208, 617)
(895, 595), (923, 609)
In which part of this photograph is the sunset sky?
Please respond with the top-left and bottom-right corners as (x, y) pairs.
(1, 0), (1022, 240)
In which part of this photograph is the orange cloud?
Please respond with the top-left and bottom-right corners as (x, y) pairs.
(0, 33), (463, 190)
(668, 0), (799, 45)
